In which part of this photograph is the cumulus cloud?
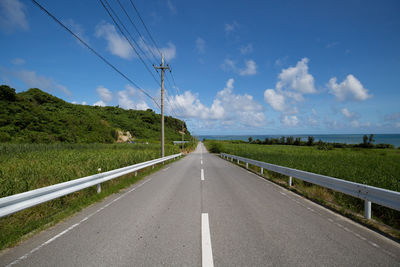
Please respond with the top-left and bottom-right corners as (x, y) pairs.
(117, 85), (149, 110)
(93, 100), (106, 107)
(341, 107), (358, 119)
(95, 22), (133, 60)
(0, 0), (28, 32)
(276, 58), (316, 94)
(225, 21), (238, 34)
(264, 89), (286, 112)
(264, 58), (316, 116)
(166, 78), (266, 128)
(14, 69), (70, 95)
(239, 60), (257, 76)
(328, 74), (371, 101)
(195, 37), (205, 54)
(139, 39), (176, 61)
(240, 44), (253, 55)
(64, 19), (89, 44)
(281, 115), (299, 127)
(96, 86), (112, 102)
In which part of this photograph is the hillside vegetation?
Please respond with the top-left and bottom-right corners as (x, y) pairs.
(0, 85), (191, 143)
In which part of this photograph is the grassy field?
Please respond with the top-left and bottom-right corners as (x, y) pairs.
(0, 143), (180, 250)
(205, 141), (400, 230)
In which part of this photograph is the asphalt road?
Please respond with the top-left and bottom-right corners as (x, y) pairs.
(1, 143), (399, 266)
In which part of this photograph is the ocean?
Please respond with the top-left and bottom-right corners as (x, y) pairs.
(197, 134), (400, 147)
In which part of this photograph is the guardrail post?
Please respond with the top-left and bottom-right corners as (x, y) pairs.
(135, 171), (138, 177)
(364, 200), (371, 219)
(152, 165), (155, 169)
(246, 162), (249, 169)
(261, 168), (263, 175)
(288, 176), (293, 187)
(97, 168), (102, 194)
(237, 159), (239, 164)
(231, 157), (233, 162)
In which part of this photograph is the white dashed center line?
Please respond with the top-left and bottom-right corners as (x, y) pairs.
(201, 213), (214, 267)
(201, 169), (204, 181)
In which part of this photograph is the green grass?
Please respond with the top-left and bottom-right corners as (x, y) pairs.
(205, 141), (400, 230)
(0, 143), (180, 250)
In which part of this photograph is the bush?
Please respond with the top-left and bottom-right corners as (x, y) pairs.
(317, 143), (333, 151)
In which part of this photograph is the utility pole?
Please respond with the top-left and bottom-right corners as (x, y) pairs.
(153, 54), (170, 157)
(181, 123), (185, 153)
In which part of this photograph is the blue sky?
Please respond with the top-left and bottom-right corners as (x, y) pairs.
(1, 0), (400, 135)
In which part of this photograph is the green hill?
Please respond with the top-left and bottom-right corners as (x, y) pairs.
(0, 85), (190, 143)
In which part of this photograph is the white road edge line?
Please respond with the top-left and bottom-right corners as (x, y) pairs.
(201, 213), (214, 267)
(201, 160), (203, 165)
(201, 169), (205, 181)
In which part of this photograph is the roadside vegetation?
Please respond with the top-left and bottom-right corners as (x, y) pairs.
(0, 143), (181, 250)
(204, 140), (400, 233)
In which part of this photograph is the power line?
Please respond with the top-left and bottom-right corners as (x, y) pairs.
(115, 0), (159, 63)
(99, 0), (161, 87)
(31, 0), (160, 110)
(128, 0), (162, 58)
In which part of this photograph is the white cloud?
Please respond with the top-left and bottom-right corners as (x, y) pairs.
(195, 37), (205, 54)
(350, 120), (359, 128)
(277, 58), (316, 94)
(264, 58), (315, 116)
(239, 60), (257, 76)
(312, 108), (318, 116)
(139, 39), (176, 61)
(240, 44), (253, 55)
(341, 107), (358, 119)
(0, 0), (28, 32)
(328, 74), (371, 101)
(281, 115), (299, 127)
(93, 100), (106, 107)
(64, 19), (89, 44)
(166, 78), (266, 128)
(264, 89), (286, 112)
(95, 22), (133, 60)
(11, 58), (25, 65)
(14, 69), (70, 95)
(221, 58), (236, 71)
(225, 21), (238, 34)
(96, 86), (112, 102)
(117, 85), (149, 110)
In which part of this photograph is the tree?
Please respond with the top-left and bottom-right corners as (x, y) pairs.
(307, 136), (315, 146)
(294, 137), (301, 146)
(363, 135), (368, 146)
(286, 136), (294, 145)
(280, 136), (286, 144)
(248, 136), (253, 143)
(264, 137), (269, 145)
(368, 134), (375, 145)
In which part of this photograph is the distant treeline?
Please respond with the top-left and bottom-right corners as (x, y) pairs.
(243, 134), (396, 150)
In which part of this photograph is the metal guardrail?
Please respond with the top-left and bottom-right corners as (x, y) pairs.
(0, 153), (182, 218)
(221, 153), (400, 219)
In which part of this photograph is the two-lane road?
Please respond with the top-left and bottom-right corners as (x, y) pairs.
(1, 143), (399, 266)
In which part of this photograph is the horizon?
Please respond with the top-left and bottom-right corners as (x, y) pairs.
(1, 0), (399, 135)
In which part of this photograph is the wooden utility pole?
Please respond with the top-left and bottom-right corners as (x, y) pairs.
(153, 54), (170, 157)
